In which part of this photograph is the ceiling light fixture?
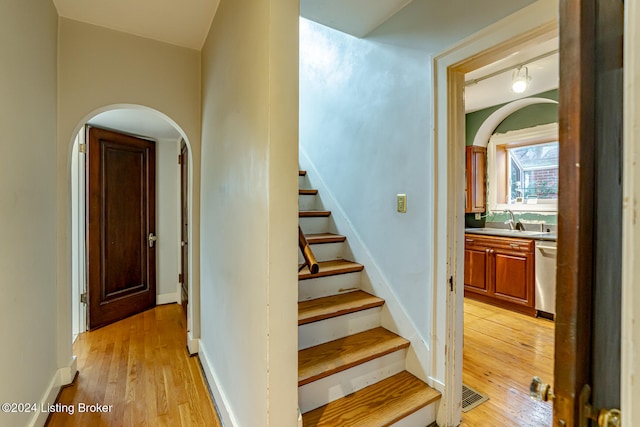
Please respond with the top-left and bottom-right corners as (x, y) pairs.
(511, 66), (531, 94)
(464, 49), (557, 88)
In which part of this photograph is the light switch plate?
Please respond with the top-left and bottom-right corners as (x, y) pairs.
(397, 194), (407, 213)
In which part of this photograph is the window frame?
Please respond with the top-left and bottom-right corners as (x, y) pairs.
(487, 123), (559, 212)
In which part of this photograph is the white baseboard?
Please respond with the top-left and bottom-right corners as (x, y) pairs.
(58, 356), (78, 386)
(187, 332), (199, 355)
(157, 290), (179, 305)
(199, 340), (238, 427)
(28, 357), (78, 427)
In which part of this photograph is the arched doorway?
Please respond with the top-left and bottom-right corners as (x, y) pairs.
(69, 105), (196, 345)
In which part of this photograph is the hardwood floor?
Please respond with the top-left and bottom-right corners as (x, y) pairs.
(460, 299), (555, 427)
(44, 299), (551, 426)
(46, 304), (221, 427)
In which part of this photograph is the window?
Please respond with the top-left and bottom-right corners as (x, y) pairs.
(487, 123), (558, 212)
(507, 141), (559, 203)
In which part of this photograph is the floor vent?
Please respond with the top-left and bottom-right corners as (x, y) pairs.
(462, 384), (489, 412)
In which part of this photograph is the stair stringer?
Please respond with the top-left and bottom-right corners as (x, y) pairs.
(299, 150), (442, 396)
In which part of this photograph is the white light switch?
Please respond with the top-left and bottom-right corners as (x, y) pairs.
(397, 194), (407, 213)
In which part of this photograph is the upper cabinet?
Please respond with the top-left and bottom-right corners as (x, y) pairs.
(465, 146), (486, 213)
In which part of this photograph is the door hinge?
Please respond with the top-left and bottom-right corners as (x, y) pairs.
(178, 273), (183, 283)
(449, 276), (453, 292)
(79, 143), (87, 153)
(178, 154), (182, 164)
(80, 292), (87, 304)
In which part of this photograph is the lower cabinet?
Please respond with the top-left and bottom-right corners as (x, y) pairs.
(464, 233), (535, 316)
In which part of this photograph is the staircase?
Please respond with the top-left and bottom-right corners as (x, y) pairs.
(298, 169), (441, 426)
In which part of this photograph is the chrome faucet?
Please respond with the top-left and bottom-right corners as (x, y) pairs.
(504, 209), (525, 231)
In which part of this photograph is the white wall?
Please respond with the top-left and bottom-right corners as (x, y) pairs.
(299, 0), (544, 390)
(199, 0), (299, 425)
(0, 0), (60, 426)
(300, 16), (435, 357)
(57, 18), (202, 364)
(156, 139), (181, 303)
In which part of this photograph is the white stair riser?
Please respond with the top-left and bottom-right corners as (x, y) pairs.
(298, 271), (361, 301)
(297, 242), (346, 264)
(299, 216), (332, 234)
(299, 194), (320, 211)
(389, 403), (437, 427)
(298, 175), (309, 188)
(298, 349), (407, 413)
(298, 307), (382, 350)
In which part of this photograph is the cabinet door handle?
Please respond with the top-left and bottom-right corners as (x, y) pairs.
(509, 243), (520, 249)
(466, 239), (474, 244)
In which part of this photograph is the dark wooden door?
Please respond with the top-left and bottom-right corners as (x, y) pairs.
(87, 127), (156, 330)
(180, 140), (189, 319)
(554, 0), (622, 424)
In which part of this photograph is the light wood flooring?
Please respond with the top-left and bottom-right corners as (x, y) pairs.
(46, 304), (221, 427)
(461, 299), (555, 427)
(45, 299), (551, 426)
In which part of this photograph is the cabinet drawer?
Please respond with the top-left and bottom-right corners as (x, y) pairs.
(464, 234), (534, 252)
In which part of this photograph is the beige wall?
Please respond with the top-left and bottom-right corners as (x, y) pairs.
(56, 18), (202, 366)
(0, 0), (59, 426)
(199, 0), (299, 424)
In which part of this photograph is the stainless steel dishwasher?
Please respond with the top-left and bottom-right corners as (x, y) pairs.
(535, 240), (557, 319)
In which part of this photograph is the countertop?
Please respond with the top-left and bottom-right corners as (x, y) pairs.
(465, 228), (557, 241)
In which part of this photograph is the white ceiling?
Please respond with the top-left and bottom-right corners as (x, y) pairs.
(52, 0), (220, 49)
(56, 0), (555, 134)
(300, 0), (414, 38)
(464, 37), (559, 112)
(88, 109), (182, 141)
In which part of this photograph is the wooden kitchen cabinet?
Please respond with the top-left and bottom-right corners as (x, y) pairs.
(464, 233), (535, 316)
(465, 146), (486, 213)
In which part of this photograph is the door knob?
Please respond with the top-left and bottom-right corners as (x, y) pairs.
(596, 408), (621, 427)
(148, 233), (157, 248)
(580, 385), (621, 427)
(530, 376), (554, 401)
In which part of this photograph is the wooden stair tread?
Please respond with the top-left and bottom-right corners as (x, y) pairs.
(299, 189), (318, 195)
(305, 233), (346, 244)
(298, 290), (383, 325)
(302, 371), (441, 427)
(298, 327), (409, 386)
(298, 259), (363, 280)
(299, 170), (307, 176)
(299, 210), (331, 217)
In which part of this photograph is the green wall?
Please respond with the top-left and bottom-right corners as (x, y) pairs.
(464, 89), (559, 226)
(465, 89), (558, 146)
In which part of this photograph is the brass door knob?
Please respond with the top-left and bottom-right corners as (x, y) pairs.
(597, 408), (621, 427)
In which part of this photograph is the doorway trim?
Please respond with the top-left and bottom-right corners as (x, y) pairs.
(622, 0), (640, 420)
(67, 104), (199, 351)
(431, 2), (558, 425)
